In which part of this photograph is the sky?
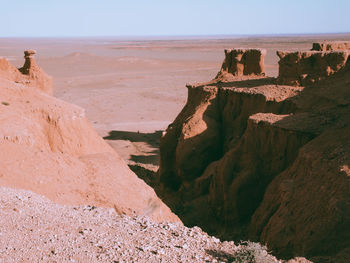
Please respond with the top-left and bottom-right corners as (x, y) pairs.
(1, 0), (349, 37)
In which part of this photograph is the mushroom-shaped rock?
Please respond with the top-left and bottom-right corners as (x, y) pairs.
(19, 50), (53, 95)
(20, 50), (37, 75)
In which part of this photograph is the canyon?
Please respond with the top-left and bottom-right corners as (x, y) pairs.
(158, 42), (350, 262)
(1, 37), (349, 262)
(0, 42), (291, 263)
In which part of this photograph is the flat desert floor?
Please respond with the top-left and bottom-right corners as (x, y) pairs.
(2, 34), (350, 170)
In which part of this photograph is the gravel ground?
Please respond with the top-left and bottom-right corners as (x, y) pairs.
(0, 187), (285, 263)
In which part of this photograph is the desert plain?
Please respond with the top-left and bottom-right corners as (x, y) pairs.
(2, 34), (349, 170)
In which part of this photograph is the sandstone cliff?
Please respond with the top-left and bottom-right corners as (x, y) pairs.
(0, 52), (179, 223)
(158, 43), (350, 261)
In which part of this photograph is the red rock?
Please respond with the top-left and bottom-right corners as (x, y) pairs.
(158, 43), (350, 260)
(216, 48), (266, 80)
(18, 50), (53, 94)
(0, 52), (180, 223)
(0, 50), (53, 95)
(277, 50), (349, 86)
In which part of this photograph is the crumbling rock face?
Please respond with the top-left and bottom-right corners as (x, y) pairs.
(159, 80), (301, 190)
(277, 50), (349, 86)
(250, 63), (350, 261)
(216, 49), (266, 80)
(311, 41), (350, 51)
(159, 85), (222, 189)
(207, 113), (316, 226)
(158, 77), (306, 240)
(0, 52), (179, 223)
(158, 42), (350, 261)
(250, 126), (350, 260)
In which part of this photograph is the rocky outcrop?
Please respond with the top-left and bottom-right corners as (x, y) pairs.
(159, 80), (302, 190)
(0, 50), (53, 94)
(311, 41), (350, 51)
(216, 49), (266, 79)
(277, 50), (349, 86)
(158, 43), (350, 261)
(0, 53), (179, 223)
(19, 50), (53, 94)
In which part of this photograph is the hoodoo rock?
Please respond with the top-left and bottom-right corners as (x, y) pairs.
(19, 50), (53, 94)
(216, 48), (266, 79)
(158, 42), (350, 261)
(0, 52), (179, 223)
(0, 50), (53, 95)
(20, 50), (37, 73)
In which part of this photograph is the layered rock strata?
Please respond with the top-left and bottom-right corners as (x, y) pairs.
(158, 44), (350, 261)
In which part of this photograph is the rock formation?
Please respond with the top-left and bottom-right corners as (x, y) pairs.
(0, 50), (53, 94)
(311, 41), (350, 51)
(158, 43), (350, 261)
(19, 50), (54, 94)
(0, 52), (179, 223)
(216, 48), (266, 79)
(277, 50), (349, 86)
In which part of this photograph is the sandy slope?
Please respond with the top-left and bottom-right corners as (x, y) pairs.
(0, 55), (179, 223)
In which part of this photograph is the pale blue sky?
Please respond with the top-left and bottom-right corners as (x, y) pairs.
(1, 0), (349, 37)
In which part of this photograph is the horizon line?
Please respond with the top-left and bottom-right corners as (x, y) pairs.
(1, 32), (350, 40)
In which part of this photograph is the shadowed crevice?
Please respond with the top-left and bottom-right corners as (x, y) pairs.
(104, 130), (162, 148)
(104, 130), (163, 166)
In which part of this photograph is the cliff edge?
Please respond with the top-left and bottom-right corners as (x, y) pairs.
(158, 43), (350, 262)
